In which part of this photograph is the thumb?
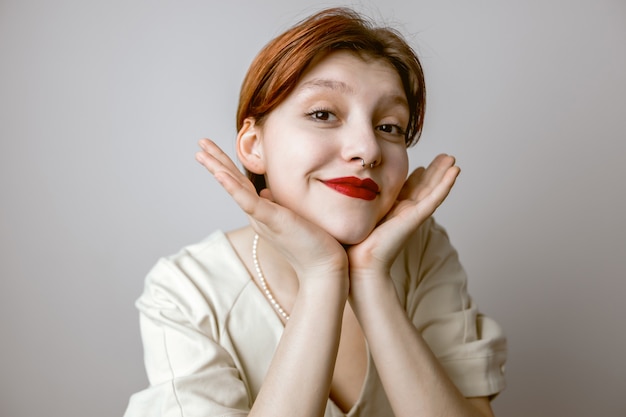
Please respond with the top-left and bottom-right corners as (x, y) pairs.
(259, 188), (275, 202)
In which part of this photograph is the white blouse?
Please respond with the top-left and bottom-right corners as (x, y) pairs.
(125, 217), (507, 416)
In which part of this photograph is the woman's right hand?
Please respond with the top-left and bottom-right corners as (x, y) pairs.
(195, 139), (348, 280)
(197, 139), (348, 417)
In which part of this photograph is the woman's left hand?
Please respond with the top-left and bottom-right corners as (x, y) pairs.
(347, 154), (460, 281)
(347, 155), (495, 417)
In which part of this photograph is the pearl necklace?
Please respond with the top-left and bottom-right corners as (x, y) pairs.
(252, 234), (290, 321)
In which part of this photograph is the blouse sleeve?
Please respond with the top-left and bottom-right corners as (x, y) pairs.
(124, 257), (250, 417)
(396, 217), (507, 398)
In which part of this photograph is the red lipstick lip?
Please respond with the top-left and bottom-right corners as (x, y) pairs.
(322, 177), (380, 201)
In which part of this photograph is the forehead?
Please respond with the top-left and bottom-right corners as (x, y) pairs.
(295, 51), (406, 100)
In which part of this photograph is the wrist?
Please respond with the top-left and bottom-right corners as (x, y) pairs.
(292, 272), (349, 323)
(299, 267), (350, 301)
(349, 272), (399, 312)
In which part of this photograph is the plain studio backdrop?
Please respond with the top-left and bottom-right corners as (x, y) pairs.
(1, 0), (624, 416)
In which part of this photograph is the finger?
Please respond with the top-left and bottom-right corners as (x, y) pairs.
(413, 165), (460, 215)
(194, 139), (270, 217)
(369, 165), (460, 258)
(420, 153), (455, 187)
(409, 154), (457, 202)
(387, 164), (459, 234)
(196, 139), (246, 181)
(359, 163), (459, 265)
(198, 139), (242, 175)
(212, 170), (296, 237)
(397, 167), (425, 201)
(195, 140), (254, 193)
(208, 166), (296, 235)
(259, 188), (275, 202)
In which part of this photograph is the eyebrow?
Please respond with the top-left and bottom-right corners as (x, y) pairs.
(298, 78), (408, 107)
(299, 78), (355, 94)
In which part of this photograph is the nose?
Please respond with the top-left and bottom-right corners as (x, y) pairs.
(341, 122), (382, 168)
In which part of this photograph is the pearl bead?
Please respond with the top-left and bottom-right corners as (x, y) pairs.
(252, 234), (290, 321)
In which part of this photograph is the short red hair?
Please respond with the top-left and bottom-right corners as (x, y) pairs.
(237, 7), (426, 192)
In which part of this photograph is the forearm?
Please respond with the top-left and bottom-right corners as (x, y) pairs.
(350, 277), (492, 417)
(250, 275), (348, 417)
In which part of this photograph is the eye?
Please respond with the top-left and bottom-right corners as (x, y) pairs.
(377, 124), (406, 136)
(307, 109), (337, 122)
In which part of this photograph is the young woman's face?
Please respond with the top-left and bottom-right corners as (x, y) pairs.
(257, 51), (410, 245)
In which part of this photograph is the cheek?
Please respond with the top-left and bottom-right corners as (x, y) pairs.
(387, 149), (409, 192)
(377, 151), (408, 221)
(264, 133), (330, 177)
(261, 142), (327, 199)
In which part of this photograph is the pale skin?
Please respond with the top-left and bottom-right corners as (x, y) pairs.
(195, 51), (495, 417)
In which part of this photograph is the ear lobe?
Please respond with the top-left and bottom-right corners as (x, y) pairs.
(236, 118), (265, 174)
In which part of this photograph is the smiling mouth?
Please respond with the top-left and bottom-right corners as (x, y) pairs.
(322, 177), (380, 201)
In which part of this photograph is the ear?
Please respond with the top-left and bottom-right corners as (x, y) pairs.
(236, 118), (266, 174)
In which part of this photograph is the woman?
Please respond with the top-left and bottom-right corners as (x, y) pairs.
(125, 7), (506, 417)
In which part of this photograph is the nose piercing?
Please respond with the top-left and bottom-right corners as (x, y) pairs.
(361, 159), (375, 168)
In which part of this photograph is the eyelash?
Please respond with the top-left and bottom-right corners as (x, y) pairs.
(306, 108), (336, 121)
(305, 109), (406, 137)
(377, 124), (406, 136)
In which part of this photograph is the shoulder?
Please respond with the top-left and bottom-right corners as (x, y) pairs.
(137, 230), (252, 329)
(153, 229), (247, 279)
(394, 220), (507, 398)
(393, 216), (461, 280)
(149, 230), (246, 284)
(406, 216), (456, 254)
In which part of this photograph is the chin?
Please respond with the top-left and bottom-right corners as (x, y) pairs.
(309, 211), (383, 246)
(326, 225), (375, 246)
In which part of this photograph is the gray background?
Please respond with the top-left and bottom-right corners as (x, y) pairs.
(1, 0), (624, 416)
